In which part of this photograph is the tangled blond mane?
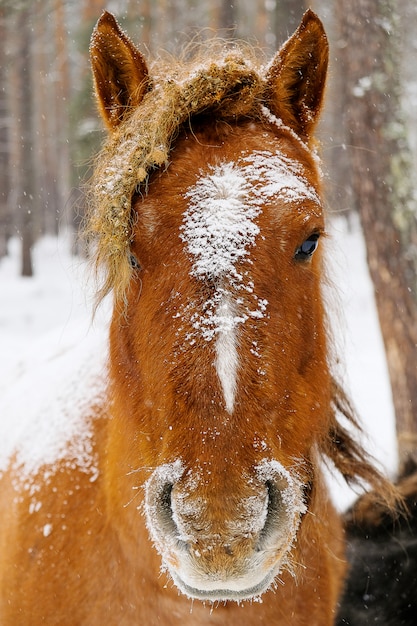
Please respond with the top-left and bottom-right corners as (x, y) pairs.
(87, 47), (268, 305)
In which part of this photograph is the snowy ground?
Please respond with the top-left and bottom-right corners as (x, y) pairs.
(326, 217), (398, 508)
(0, 217), (398, 509)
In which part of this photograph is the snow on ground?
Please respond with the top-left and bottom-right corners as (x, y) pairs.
(0, 234), (110, 397)
(326, 216), (398, 508)
(1, 234), (95, 359)
(0, 218), (398, 509)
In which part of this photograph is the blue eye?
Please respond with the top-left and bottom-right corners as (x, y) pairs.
(295, 233), (320, 261)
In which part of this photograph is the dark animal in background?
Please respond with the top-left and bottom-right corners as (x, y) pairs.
(337, 462), (417, 625)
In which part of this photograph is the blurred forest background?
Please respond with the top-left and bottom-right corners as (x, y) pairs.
(2, 0), (417, 468)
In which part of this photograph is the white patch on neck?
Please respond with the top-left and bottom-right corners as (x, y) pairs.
(214, 294), (239, 413)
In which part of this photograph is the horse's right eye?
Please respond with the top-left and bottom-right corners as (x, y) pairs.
(129, 253), (141, 270)
(294, 233), (320, 261)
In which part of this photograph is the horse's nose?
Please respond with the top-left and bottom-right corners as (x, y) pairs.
(144, 460), (305, 556)
(155, 480), (271, 548)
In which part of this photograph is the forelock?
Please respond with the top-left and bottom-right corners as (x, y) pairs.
(87, 45), (266, 306)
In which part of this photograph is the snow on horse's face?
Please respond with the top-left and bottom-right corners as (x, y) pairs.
(92, 10), (330, 602)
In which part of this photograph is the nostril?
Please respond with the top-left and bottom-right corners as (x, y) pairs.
(257, 481), (286, 550)
(160, 482), (173, 511)
(155, 482), (178, 536)
(145, 460), (189, 553)
(266, 480), (281, 520)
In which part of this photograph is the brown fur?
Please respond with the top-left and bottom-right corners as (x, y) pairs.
(0, 10), (399, 626)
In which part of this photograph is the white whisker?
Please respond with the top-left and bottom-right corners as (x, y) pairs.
(123, 485), (143, 508)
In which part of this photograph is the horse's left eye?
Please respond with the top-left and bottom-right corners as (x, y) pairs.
(294, 233), (320, 261)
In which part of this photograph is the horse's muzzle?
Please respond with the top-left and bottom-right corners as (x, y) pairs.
(144, 459), (306, 601)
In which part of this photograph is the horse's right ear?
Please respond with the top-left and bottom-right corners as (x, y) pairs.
(90, 11), (150, 131)
(265, 9), (328, 139)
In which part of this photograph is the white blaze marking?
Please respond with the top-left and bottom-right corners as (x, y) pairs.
(180, 151), (320, 411)
(214, 294), (239, 413)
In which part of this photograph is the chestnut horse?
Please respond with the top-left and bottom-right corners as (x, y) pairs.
(0, 11), (395, 625)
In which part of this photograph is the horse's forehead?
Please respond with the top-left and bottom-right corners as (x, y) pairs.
(147, 137), (323, 414)
(179, 149), (318, 278)
(148, 129), (322, 228)
(139, 132), (323, 283)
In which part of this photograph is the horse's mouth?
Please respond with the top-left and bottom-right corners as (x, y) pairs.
(170, 564), (279, 602)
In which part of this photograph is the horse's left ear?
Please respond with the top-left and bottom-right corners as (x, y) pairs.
(90, 11), (151, 130)
(265, 9), (328, 138)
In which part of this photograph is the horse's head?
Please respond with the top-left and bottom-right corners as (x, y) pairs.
(90, 10), (332, 601)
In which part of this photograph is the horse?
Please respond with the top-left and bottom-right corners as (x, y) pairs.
(337, 461), (417, 625)
(0, 10), (397, 625)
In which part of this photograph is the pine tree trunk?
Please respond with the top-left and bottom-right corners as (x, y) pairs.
(8, 3), (36, 277)
(0, 7), (10, 257)
(20, 5), (35, 277)
(273, 0), (306, 45)
(336, 0), (417, 471)
(219, 0), (236, 34)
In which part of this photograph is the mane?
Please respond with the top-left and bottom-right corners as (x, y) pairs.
(87, 44), (267, 305)
(323, 378), (401, 513)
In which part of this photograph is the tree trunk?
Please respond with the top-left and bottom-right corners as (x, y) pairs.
(273, 0), (307, 45)
(51, 0), (71, 232)
(219, 0), (236, 35)
(336, 0), (417, 471)
(8, 2), (37, 277)
(82, 0), (107, 21)
(0, 7), (10, 257)
(20, 6), (35, 277)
